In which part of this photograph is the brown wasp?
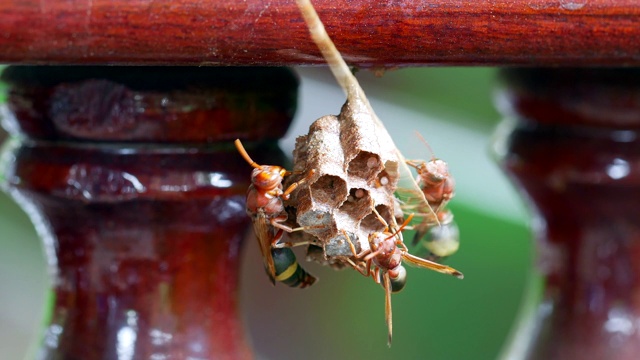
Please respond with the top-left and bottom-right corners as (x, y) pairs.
(345, 213), (463, 346)
(406, 149), (455, 214)
(398, 134), (460, 261)
(235, 139), (316, 288)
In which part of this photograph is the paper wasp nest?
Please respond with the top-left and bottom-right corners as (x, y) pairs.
(285, 98), (400, 258)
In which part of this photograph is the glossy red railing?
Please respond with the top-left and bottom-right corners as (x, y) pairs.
(0, 0), (638, 66)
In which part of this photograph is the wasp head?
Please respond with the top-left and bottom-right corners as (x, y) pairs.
(423, 159), (449, 184)
(252, 166), (287, 191)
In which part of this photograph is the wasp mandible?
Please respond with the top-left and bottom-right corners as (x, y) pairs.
(235, 139), (316, 288)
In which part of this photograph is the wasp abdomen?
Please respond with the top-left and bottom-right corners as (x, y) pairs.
(271, 247), (317, 288)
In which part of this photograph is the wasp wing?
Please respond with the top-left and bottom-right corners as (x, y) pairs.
(253, 210), (277, 285)
(382, 271), (393, 348)
(401, 252), (463, 279)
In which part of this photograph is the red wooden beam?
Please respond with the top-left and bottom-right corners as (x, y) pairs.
(0, 0), (638, 66)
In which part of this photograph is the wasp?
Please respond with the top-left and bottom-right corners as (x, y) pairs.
(405, 157), (454, 214)
(235, 139), (316, 288)
(345, 214), (463, 346)
(394, 133), (460, 261)
(407, 155), (457, 259)
(405, 156), (459, 260)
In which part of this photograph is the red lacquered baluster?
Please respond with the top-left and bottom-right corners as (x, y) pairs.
(0, 66), (297, 360)
(495, 68), (640, 360)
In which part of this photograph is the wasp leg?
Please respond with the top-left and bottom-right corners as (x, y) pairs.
(282, 169), (316, 200)
(396, 238), (409, 253)
(405, 159), (423, 170)
(411, 220), (430, 246)
(371, 207), (389, 231)
(270, 218), (324, 249)
(363, 248), (383, 262)
(345, 258), (370, 277)
(273, 240), (315, 249)
(373, 267), (382, 285)
(343, 230), (371, 259)
(270, 215), (324, 234)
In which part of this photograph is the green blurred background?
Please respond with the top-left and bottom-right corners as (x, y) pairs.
(0, 67), (535, 360)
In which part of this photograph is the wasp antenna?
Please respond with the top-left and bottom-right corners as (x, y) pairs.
(282, 169), (316, 199)
(371, 207), (390, 230)
(289, 169), (314, 176)
(385, 213), (414, 241)
(234, 139), (262, 169)
(414, 131), (437, 160)
(405, 159), (421, 169)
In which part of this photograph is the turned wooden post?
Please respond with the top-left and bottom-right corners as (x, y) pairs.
(0, 66), (296, 359)
(495, 68), (640, 360)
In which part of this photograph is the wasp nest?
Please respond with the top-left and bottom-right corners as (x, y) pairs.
(285, 97), (400, 260)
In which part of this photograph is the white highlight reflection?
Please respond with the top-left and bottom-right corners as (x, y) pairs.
(195, 171), (233, 188)
(604, 307), (634, 336)
(606, 158), (629, 180)
(150, 329), (173, 346)
(117, 310), (139, 360)
(44, 324), (63, 348)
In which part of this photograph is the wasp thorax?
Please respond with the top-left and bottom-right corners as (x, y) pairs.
(369, 233), (402, 270)
(424, 159), (449, 183)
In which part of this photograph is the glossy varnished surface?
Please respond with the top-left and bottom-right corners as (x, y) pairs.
(0, 1), (638, 66)
(0, 66), (295, 359)
(496, 68), (640, 359)
(3, 142), (258, 359)
(1, 66), (297, 142)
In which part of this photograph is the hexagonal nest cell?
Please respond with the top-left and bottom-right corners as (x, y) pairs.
(283, 98), (401, 262)
(339, 188), (371, 220)
(347, 151), (382, 183)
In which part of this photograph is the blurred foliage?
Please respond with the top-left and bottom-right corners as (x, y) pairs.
(0, 65), (6, 103)
(366, 68), (501, 131)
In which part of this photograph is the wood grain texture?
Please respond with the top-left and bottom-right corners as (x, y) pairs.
(0, 0), (638, 66)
